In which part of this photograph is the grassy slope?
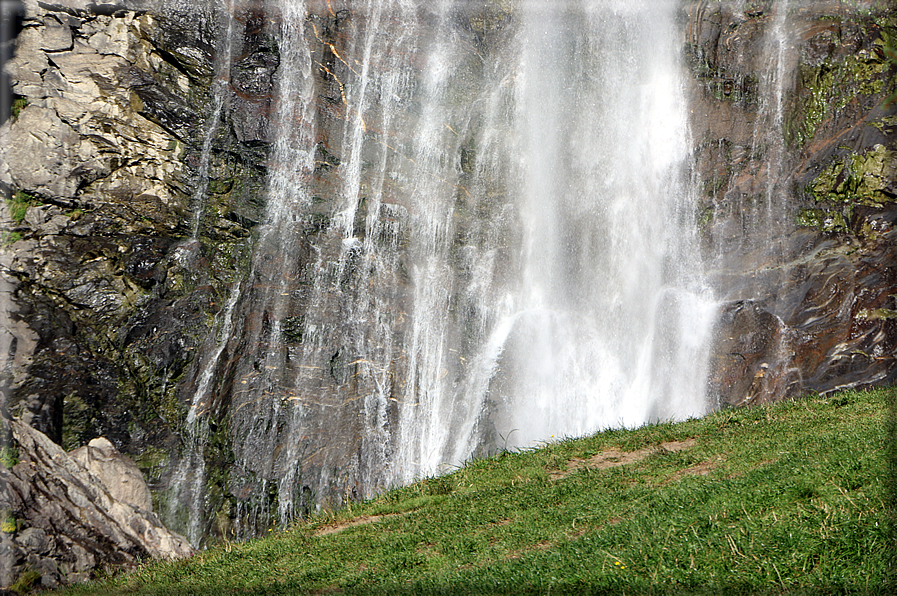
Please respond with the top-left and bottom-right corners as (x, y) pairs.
(60, 388), (895, 595)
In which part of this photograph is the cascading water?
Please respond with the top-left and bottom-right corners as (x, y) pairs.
(164, 0), (239, 545)
(481, 0), (716, 449)
(755, 0), (796, 254)
(395, 0), (717, 480)
(177, 0), (718, 540)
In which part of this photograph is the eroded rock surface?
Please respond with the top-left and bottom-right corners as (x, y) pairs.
(687, 0), (897, 406)
(70, 436), (154, 512)
(0, 420), (191, 589)
(0, 0), (271, 565)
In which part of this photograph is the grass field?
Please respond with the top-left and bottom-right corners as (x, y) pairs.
(57, 387), (895, 595)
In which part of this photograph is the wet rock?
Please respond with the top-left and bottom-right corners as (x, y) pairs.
(230, 49), (278, 144)
(688, 0), (897, 403)
(707, 300), (796, 407)
(1, 0), (270, 554)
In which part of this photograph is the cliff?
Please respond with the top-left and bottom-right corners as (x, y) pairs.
(0, 0), (894, 587)
(687, 0), (897, 405)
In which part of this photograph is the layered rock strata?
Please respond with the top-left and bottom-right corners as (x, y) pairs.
(0, 419), (192, 589)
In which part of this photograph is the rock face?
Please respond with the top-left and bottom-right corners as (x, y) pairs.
(70, 437), (154, 512)
(0, 420), (192, 589)
(0, 0), (894, 570)
(0, 0), (267, 579)
(685, 0), (897, 406)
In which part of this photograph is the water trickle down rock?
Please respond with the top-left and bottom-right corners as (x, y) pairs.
(687, 0), (897, 406)
(1, 0), (269, 550)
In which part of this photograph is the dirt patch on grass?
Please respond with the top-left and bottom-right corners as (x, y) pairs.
(550, 438), (697, 480)
(506, 540), (555, 560)
(662, 456), (724, 484)
(314, 514), (395, 536)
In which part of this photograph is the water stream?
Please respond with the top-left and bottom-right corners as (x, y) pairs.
(164, 0), (239, 545)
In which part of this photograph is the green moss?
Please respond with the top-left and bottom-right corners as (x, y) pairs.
(696, 205), (714, 228)
(2, 231), (22, 246)
(795, 207), (849, 233)
(131, 445), (170, 484)
(798, 143), (896, 234)
(282, 315), (305, 344)
(787, 32), (894, 148)
(809, 144), (897, 206)
(856, 308), (897, 320)
(869, 115), (897, 132)
(159, 384), (185, 426)
(883, 32), (897, 105)
(62, 393), (93, 451)
(0, 445), (18, 469)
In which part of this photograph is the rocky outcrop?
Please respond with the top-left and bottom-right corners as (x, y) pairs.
(71, 436), (154, 512)
(0, 0), (894, 569)
(687, 0), (897, 406)
(0, 0), (279, 574)
(0, 0), (272, 549)
(0, 419), (192, 590)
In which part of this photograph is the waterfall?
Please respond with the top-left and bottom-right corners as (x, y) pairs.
(394, 0), (716, 480)
(188, 0), (235, 240)
(179, 0), (718, 538)
(756, 0), (796, 252)
(163, 0), (240, 546)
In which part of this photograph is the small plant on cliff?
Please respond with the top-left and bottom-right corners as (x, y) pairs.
(0, 445), (18, 469)
(5, 190), (38, 224)
(10, 96), (27, 121)
(1, 231), (23, 247)
(0, 510), (16, 534)
(10, 569), (40, 595)
(884, 39), (897, 105)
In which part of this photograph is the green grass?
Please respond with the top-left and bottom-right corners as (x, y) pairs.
(58, 387), (895, 595)
(5, 190), (38, 224)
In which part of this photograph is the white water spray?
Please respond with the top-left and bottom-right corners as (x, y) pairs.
(393, 0), (716, 480)
(181, 0), (719, 535)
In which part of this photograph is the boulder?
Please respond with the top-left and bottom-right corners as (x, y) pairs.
(70, 437), (153, 512)
(0, 420), (192, 589)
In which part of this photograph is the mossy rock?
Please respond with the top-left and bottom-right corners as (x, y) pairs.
(809, 144), (897, 207)
(795, 207), (849, 233)
(787, 23), (895, 149)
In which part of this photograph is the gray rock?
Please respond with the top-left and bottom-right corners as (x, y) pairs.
(16, 528), (54, 556)
(70, 437), (153, 512)
(40, 16), (74, 52)
(0, 105), (105, 199)
(0, 420), (192, 590)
